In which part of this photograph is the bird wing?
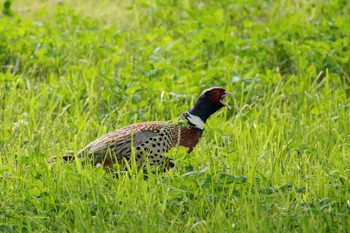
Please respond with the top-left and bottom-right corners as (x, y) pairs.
(77, 121), (166, 164)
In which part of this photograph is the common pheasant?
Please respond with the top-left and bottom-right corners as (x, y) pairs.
(63, 87), (233, 170)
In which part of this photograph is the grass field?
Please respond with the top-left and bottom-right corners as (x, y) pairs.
(1, 0), (350, 232)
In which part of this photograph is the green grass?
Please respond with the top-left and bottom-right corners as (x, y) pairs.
(1, 0), (350, 232)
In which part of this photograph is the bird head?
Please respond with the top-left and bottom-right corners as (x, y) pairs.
(199, 87), (234, 110)
(186, 87), (234, 127)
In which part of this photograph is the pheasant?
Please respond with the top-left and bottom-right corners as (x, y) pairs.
(63, 87), (233, 170)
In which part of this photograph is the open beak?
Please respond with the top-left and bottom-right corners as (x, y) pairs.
(220, 91), (235, 110)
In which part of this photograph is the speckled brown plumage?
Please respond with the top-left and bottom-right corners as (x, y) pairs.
(63, 87), (233, 170)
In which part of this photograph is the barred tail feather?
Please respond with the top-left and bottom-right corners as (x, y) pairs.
(48, 150), (75, 166)
(62, 150), (75, 162)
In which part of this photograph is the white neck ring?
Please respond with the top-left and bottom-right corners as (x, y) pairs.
(185, 112), (205, 130)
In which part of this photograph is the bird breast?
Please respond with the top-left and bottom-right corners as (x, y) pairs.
(176, 126), (203, 153)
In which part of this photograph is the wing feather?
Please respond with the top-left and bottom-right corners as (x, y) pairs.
(77, 121), (166, 164)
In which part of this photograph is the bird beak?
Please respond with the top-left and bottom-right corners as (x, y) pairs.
(220, 91), (235, 110)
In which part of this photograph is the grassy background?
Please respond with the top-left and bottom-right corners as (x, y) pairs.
(1, 0), (350, 232)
